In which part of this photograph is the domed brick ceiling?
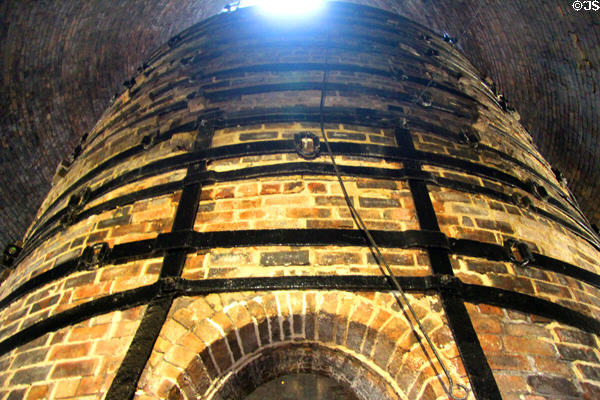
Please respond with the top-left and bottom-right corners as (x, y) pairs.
(1, 0), (599, 249)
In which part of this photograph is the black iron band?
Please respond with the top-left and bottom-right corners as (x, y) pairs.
(397, 125), (501, 400)
(24, 137), (595, 262)
(4, 228), (600, 313)
(2, 275), (598, 357)
(106, 162), (204, 400)
(33, 104), (582, 245)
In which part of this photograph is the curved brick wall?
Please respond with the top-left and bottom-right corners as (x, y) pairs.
(1, 3), (599, 399)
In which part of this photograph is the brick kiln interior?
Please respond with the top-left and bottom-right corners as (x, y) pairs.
(0, 2), (599, 399)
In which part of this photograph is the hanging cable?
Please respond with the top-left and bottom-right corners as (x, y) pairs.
(317, 28), (470, 400)
(413, 0), (486, 107)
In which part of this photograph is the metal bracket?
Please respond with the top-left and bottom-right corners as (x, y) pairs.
(79, 242), (111, 270)
(141, 131), (160, 150)
(511, 193), (532, 210)
(193, 120), (215, 152)
(443, 33), (456, 44)
(61, 187), (92, 227)
(388, 59), (408, 81)
(157, 277), (181, 298)
(2, 243), (22, 269)
(154, 231), (198, 252)
(437, 274), (462, 292)
(123, 78), (136, 90)
(459, 128), (480, 149)
(417, 93), (433, 107)
(294, 132), (321, 159)
(168, 34), (182, 48)
(503, 239), (534, 267)
(527, 180), (549, 201)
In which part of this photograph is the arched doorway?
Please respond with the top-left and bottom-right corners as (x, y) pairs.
(210, 343), (395, 400)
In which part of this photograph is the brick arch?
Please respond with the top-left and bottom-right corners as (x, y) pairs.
(135, 291), (466, 400)
(197, 342), (396, 400)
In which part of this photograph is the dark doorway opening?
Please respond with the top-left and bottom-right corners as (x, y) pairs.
(245, 372), (360, 400)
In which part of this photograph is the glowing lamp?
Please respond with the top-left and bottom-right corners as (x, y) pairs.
(239, 0), (326, 17)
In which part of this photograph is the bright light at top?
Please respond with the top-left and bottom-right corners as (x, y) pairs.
(238, 0), (326, 17)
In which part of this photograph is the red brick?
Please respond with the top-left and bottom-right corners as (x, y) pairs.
(285, 208), (330, 219)
(25, 385), (49, 400)
(260, 183), (281, 195)
(48, 342), (91, 360)
(307, 182), (327, 193)
(68, 324), (109, 341)
(51, 359), (96, 378)
(504, 336), (555, 356)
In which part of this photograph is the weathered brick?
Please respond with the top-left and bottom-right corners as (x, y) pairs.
(555, 328), (597, 347)
(260, 183), (281, 195)
(51, 359), (96, 378)
(307, 182), (327, 193)
(358, 197), (399, 208)
(285, 208), (330, 218)
(209, 252), (251, 266)
(316, 252), (362, 265)
(9, 366), (51, 385)
(68, 324), (109, 341)
(64, 271), (96, 288)
(357, 180), (397, 190)
(487, 354), (530, 371)
(315, 195), (352, 206)
(97, 215), (131, 229)
(504, 336), (556, 356)
(48, 342), (91, 360)
(578, 364), (600, 381)
(11, 349), (47, 368)
(327, 131), (366, 141)
(527, 375), (579, 397)
(260, 250), (309, 266)
(239, 131), (277, 141)
(282, 181), (304, 193)
(557, 344), (599, 362)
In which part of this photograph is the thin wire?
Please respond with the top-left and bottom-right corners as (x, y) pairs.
(412, 0), (486, 106)
(318, 30), (469, 400)
(455, 0), (486, 45)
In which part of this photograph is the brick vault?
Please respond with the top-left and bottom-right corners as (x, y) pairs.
(0, 3), (599, 399)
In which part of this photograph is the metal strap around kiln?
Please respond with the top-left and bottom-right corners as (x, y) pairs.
(21, 137), (598, 266)
(1, 275), (598, 356)
(22, 161), (596, 270)
(395, 126), (501, 399)
(28, 105), (585, 247)
(3, 228), (600, 313)
(105, 155), (205, 399)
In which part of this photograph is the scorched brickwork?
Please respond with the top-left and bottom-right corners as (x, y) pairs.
(0, 2), (599, 399)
